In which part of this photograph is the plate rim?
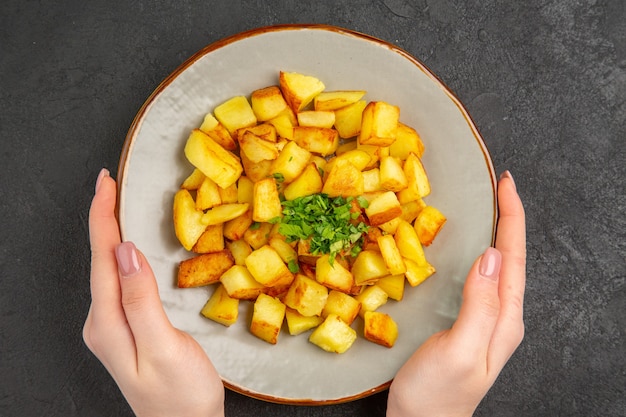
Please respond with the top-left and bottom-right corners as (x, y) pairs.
(116, 23), (497, 405)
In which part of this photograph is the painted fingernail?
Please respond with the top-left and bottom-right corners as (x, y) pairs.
(500, 170), (516, 191)
(479, 247), (501, 281)
(95, 168), (110, 193)
(115, 241), (142, 277)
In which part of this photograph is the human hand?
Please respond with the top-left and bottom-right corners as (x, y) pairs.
(386, 171), (526, 417)
(83, 169), (225, 417)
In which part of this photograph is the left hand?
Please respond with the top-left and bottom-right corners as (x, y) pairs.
(83, 168), (225, 417)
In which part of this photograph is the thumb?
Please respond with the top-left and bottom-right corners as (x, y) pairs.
(115, 241), (175, 350)
(448, 247), (502, 360)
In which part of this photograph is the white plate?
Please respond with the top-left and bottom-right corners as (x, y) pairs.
(118, 24), (496, 404)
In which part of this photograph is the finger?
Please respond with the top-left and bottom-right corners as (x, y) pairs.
(86, 169), (139, 376)
(488, 171), (527, 370)
(115, 241), (176, 356)
(448, 247), (502, 363)
(89, 169), (123, 314)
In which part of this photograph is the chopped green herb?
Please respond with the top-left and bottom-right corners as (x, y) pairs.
(276, 193), (369, 265)
(287, 259), (300, 273)
(249, 222), (261, 230)
(272, 172), (285, 183)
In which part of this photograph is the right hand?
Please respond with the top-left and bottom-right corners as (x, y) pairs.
(386, 171), (526, 417)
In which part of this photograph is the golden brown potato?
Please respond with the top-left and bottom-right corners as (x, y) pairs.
(184, 129), (242, 189)
(389, 122), (424, 160)
(201, 203), (250, 226)
(180, 168), (205, 190)
(251, 86), (290, 122)
(223, 209), (254, 241)
(195, 176), (222, 210)
(321, 159), (364, 197)
(377, 234), (407, 275)
(270, 140), (312, 184)
(309, 314), (357, 353)
(414, 205), (447, 246)
(283, 274), (329, 317)
(177, 250), (235, 288)
(315, 254), (354, 293)
(252, 177), (283, 223)
(293, 126), (339, 156)
(245, 245), (294, 287)
(173, 189), (207, 251)
(214, 95), (257, 135)
(321, 290), (361, 325)
(379, 156), (408, 192)
(364, 190), (403, 226)
(334, 100), (367, 138)
(297, 110), (335, 128)
(354, 285), (388, 318)
(314, 90), (366, 111)
(238, 130), (279, 163)
(358, 101), (400, 147)
(201, 284), (239, 326)
(283, 162), (323, 201)
(192, 224), (225, 254)
(219, 265), (265, 301)
(250, 293), (286, 344)
(285, 308), (323, 335)
(279, 71), (325, 112)
(376, 274), (405, 301)
(363, 311), (398, 348)
(351, 250), (389, 286)
(199, 113), (237, 151)
(397, 152), (431, 202)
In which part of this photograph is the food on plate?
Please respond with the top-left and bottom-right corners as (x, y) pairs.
(171, 71), (446, 352)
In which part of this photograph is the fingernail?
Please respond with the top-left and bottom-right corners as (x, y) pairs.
(479, 247), (501, 281)
(500, 170), (516, 191)
(95, 168), (110, 193)
(115, 241), (142, 277)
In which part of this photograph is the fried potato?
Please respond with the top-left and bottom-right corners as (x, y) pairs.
(177, 250), (235, 288)
(201, 284), (239, 326)
(184, 129), (242, 189)
(279, 71), (325, 112)
(250, 293), (286, 344)
(364, 311), (398, 348)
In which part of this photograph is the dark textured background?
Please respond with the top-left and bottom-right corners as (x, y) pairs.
(1, 1), (624, 416)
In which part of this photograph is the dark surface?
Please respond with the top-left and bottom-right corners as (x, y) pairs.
(1, 1), (624, 416)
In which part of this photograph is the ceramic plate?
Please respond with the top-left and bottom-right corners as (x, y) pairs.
(117, 24), (496, 404)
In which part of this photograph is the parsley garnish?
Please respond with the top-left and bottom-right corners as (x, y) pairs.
(277, 194), (369, 264)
